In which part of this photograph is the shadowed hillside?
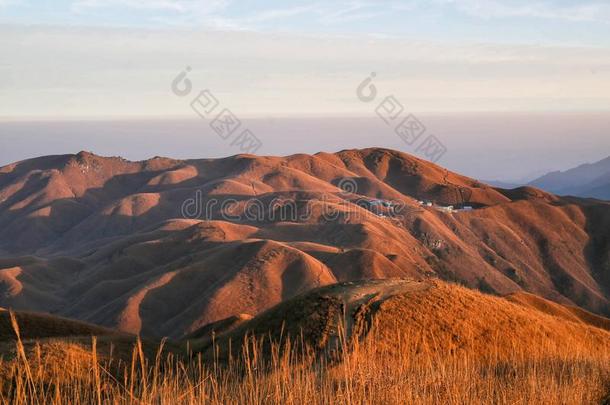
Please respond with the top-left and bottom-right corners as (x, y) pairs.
(194, 279), (610, 360)
(0, 148), (609, 337)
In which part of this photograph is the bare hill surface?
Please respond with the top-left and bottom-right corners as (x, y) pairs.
(0, 310), (119, 342)
(197, 279), (610, 361)
(506, 291), (610, 331)
(0, 309), (179, 371)
(0, 148), (609, 337)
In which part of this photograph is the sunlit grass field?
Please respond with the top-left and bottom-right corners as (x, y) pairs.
(2, 309), (609, 405)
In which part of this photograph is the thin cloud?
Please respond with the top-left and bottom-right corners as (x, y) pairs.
(244, 5), (315, 23)
(201, 3), (385, 31)
(436, 0), (610, 23)
(70, 1), (316, 30)
(0, 0), (22, 7)
(71, 0), (228, 14)
(65, 0), (610, 31)
(316, 1), (387, 25)
(203, 5), (316, 31)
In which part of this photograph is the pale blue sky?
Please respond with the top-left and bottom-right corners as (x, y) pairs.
(1, 1), (610, 118)
(1, 1), (610, 47)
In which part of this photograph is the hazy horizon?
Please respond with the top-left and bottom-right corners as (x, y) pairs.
(2, 111), (608, 183)
(1, 1), (609, 182)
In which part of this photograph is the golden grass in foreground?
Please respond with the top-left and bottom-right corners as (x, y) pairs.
(1, 314), (609, 404)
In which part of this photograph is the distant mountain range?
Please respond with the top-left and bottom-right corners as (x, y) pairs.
(487, 156), (610, 200)
(527, 156), (610, 200)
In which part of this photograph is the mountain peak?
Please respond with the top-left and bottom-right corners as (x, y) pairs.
(0, 147), (609, 337)
(529, 155), (610, 199)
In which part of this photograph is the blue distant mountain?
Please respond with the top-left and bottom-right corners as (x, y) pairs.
(528, 156), (610, 200)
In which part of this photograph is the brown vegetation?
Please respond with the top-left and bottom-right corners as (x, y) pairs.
(1, 280), (609, 404)
(1, 148), (609, 337)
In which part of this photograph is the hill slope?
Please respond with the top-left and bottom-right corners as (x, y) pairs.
(2, 280), (610, 404)
(0, 148), (609, 336)
(198, 279), (610, 360)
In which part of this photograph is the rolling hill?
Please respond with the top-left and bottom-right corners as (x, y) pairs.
(0, 148), (609, 337)
(2, 279), (610, 404)
(192, 278), (610, 360)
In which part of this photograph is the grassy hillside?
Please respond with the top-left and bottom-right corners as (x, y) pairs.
(1, 280), (609, 404)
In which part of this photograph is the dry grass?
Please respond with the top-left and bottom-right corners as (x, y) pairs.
(1, 310), (609, 405)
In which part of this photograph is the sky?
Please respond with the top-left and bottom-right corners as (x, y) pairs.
(0, 0), (609, 179)
(1, 113), (608, 182)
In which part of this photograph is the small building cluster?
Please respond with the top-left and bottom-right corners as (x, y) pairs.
(369, 199), (395, 208)
(362, 199), (396, 218)
(418, 200), (473, 213)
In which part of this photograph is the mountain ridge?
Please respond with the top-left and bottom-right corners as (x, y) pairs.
(0, 148), (608, 337)
(528, 155), (610, 200)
